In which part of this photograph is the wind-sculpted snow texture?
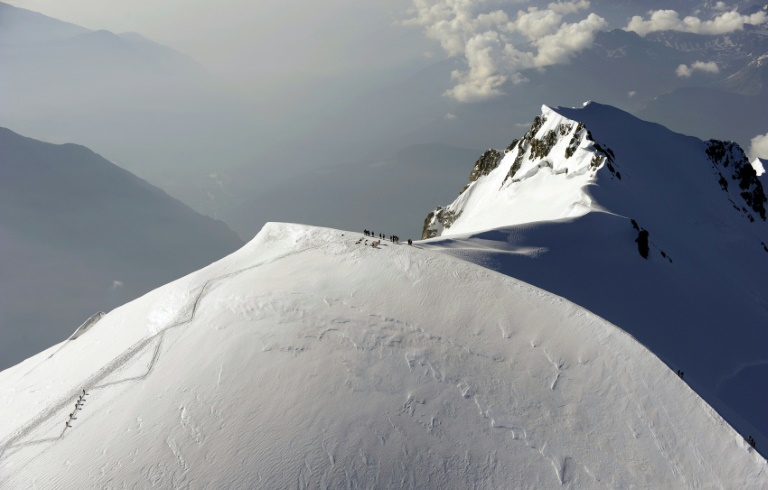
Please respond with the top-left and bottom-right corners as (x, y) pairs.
(421, 102), (768, 452)
(0, 223), (765, 487)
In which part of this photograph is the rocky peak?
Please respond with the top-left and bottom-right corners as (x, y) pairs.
(706, 139), (767, 221)
(421, 102), (765, 241)
(422, 104), (620, 239)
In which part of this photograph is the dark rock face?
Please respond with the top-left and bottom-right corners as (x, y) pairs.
(422, 207), (463, 239)
(635, 229), (650, 259)
(706, 139), (767, 221)
(468, 149), (503, 184)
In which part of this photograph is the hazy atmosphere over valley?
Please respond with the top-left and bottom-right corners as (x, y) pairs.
(1, 0), (768, 487)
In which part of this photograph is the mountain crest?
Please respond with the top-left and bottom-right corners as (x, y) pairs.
(423, 104), (622, 239)
(423, 102), (766, 240)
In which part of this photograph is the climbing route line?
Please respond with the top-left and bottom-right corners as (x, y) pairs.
(0, 239), (330, 461)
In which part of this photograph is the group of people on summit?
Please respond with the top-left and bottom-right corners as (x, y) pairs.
(361, 229), (411, 247)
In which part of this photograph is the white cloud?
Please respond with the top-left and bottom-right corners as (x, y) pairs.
(406, 0), (606, 102)
(712, 2), (729, 12)
(111, 280), (124, 290)
(628, 90), (637, 97)
(626, 9), (768, 37)
(532, 13), (607, 66)
(403, 0), (500, 57)
(676, 64), (693, 77)
(626, 10), (684, 36)
(692, 60), (719, 73)
(547, 0), (590, 15)
(749, 132), (768, 162)
(676, 61), (719, 77)
(444, 30), (510, 102)
(510, 8), (564, 41)
(444, 112), (457, 120)
(509, 71), (530, 84)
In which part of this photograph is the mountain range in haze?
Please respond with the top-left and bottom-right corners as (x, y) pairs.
(0, 127), (242, 370)
(0, 1), (269, 215)
(2, 1), (768, 234)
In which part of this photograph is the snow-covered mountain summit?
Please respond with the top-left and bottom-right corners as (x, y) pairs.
(0, 223), (765, 487)
(423, 102), (765, 239)
(421, 102), (768, 452)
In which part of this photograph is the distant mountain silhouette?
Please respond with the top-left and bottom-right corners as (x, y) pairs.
(0, 2), (261, 215)
(639, 86), (768, 145)
(0, 127), (243, 370)
(223, 143), (481, 241)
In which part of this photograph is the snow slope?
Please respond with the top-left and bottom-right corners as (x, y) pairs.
(0, 223), (765, 488)
(421, 102), (768, 450)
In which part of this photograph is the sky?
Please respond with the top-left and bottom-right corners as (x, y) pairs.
(2, 0), (767, 186)
(7, 1), (768, 100)
(5, 1), (768, 96)
(2, 0), (429, 89)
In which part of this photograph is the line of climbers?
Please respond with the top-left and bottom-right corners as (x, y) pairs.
(361, 230), (413, 247)
(676, 368), (759, 451)
(64, 389), (88, 429)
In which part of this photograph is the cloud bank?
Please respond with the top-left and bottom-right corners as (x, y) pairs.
(750, 132), (768, 164)
(404, 1), (606, 102)
(626, 9), (768, 37)
(676, 60), (720, 77)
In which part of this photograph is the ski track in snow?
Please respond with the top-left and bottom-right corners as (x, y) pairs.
(0, 239), (328, 471)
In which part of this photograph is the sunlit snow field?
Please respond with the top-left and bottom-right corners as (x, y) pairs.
(1, 223), (764, 488)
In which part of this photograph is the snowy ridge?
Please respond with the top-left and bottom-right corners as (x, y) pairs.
(754, 157), (767, 176)
(0, 223), (765, 487)
(423, 103), (766, 240)
(69, 311), (106, 341)
(16, 312), (107, 379)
